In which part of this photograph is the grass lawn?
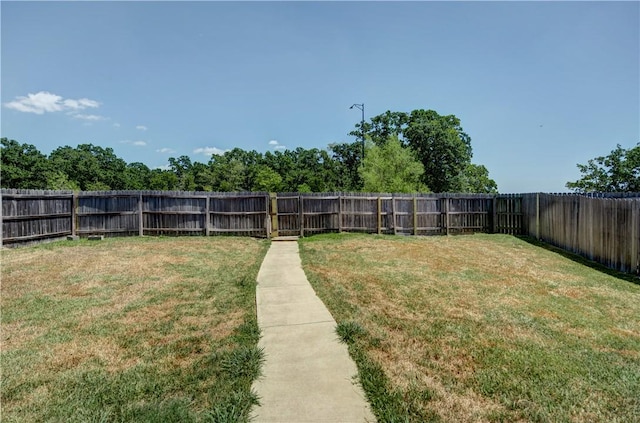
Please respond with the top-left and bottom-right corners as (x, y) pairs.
(1, 236), (269, 423)
(299, 233), (640, 423)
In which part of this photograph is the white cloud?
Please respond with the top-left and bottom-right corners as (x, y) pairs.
(155, 165), (171, 171)
(63, 98), (100, 110)
(136, 125), (148, 131)
(156, 147), (176, 154)
(194, 146), (227, 156)
(4, 91), (100, 114)
(71, 113), (107, 121)
(269, 139), (286, 151)
(113, 123), (121, 128)
(120, 140), (147, 147)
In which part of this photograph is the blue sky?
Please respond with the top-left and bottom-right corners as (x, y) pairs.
(2, 1), (638, 193)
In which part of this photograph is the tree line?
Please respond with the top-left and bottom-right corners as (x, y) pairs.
(1, 109), (502, 193)
(3, 107), (634, 193)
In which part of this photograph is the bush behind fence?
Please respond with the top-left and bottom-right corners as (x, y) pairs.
(1, 189), (638, 275)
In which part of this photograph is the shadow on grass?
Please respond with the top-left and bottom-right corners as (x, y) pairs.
(516, 235), (640, 287)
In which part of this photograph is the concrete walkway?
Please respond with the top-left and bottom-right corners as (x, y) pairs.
(251, 241), (375, 423)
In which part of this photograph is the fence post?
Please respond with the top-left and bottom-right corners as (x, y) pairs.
(71, 192), (78, 237)
(270, 193), (278, 238)
(492, 196), (497, 234)
(377, 197), (382, 235)
(0, 189), (3, 248)
(445, 197), (450, 235)
(205, 195), (210, 237)
(392, 196), (398, 235)
(265, 194), (271, 239)
(338, 194), (343, 233)
(536, 193), (540, 240)
(299, 195), (304, 237)
(138, 193), (144, 237)
(413, 196), (418, 236)
(633, 199), (639, 275)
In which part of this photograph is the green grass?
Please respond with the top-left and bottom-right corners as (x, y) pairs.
(300, 233), (640, 423)
(1, 236), (270, 423)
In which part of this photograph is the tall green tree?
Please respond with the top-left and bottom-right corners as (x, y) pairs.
(1, 138), (51, 189)
(252, 165), (283, 192)
(359, 136), (427, 193)
(123, 162), (152, 190)
(350, 110), (409, 146)
(455, 164), (498, 194)
(148, 168), (179, 190)
(207, 149), (254, 191)
(566, 143), (640, 192)
(352, 109), (497, 193)
(168, 155), (196, 191)
(329, 141), (363, 191)
(404, 110), (472, 193)
(48, 144), (127, 190)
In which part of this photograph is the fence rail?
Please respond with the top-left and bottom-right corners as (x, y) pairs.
(2, 189), (639, 274)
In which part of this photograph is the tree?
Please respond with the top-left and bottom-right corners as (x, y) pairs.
(48, 144), (127, 191)
(124, 162), (152, 190)
(456, 164), (498, 193)
(328, 141), (363, 191)
(352, 109), (496, 193)
(358, 136), (428, 193)
(403, 110), (472, 193)
(252, 165), (283, 192)
(1, 138), (51, 189)
(148, 169), (179, 190)
(45, 170), (80, 191)
(168, 155), (196, 191)
(208, 150), (246, 191)
(350, 110), (409, 146)
(566, 143), (640, 192)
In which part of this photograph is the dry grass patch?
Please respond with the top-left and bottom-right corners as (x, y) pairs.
(1, 236), (269, 423)
(300, 233), (640, 422)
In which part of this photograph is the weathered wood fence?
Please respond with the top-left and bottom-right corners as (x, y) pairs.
(519, 193), (640, 274)
(2, 189), (639, 274)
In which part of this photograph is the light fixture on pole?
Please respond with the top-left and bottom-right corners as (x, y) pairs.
(350, 103), (365, 160)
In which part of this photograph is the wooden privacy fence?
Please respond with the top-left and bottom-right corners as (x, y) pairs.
(274, 193), (498, 237)
(519, 193), (640, 274)
(1, 189), (639, 274)
(0, 190), (271, 244)
(0, 190), (511, 244)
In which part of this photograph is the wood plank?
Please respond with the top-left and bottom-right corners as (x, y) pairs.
(209, 211), (267, 215)
(76, 228), (134, 234)
(1, 194), (73, 199)
(2, 213), (73, 221)
(2, 231), (72, 242)
(142, 228), (205, 232)
(141, 211), (206, 215)
(76, 211), (138, 216)
(210, 228), (269, 233)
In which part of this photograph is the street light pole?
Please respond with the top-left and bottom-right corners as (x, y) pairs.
(350, 103), (365, 161)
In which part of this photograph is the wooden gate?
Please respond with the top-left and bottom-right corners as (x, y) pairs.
(272, 194), (302, 237)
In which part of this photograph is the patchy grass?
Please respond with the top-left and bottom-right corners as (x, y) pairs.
(1, 236), (269, 423)
(300, 233), (640, 423)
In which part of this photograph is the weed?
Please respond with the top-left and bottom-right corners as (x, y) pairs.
(336, 320), (367, 344)
(221, 346), (265, 380)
